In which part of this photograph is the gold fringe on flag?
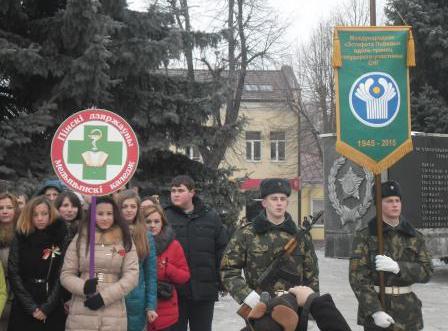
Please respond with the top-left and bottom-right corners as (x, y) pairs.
(335, 139), (413, 175)
(332, 29), (342, 68)
(407, 29), (416, 67)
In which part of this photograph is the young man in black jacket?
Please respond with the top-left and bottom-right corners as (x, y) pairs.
(165, 175), (228, 331)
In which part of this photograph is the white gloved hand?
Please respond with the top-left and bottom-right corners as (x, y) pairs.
(372, 311), (395, 328)
(243, 290), (260, 308)
(375, 255), (400, 274)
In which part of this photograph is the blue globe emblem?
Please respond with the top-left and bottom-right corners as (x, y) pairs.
(349, 72), (400, 127)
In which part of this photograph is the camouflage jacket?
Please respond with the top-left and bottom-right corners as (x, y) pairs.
(349, 216), (433, 331)
(221, 212), (319, 303)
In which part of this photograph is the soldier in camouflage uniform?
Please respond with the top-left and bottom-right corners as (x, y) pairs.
(221, 178), (319, 308)
(349, 181), (433, 331)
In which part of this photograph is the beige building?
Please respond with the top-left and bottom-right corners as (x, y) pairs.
(221, 67), (324, 238)
(174, 66), (324, 237)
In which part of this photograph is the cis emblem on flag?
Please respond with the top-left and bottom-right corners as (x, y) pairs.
(349, 72), (400, 128)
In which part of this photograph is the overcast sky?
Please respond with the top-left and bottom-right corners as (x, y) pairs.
(127, 0), (387, 43)
(127, 0), (386, 68)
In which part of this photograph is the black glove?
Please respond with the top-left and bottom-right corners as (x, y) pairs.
(84, 293), (105, 311)
(83, 278), (98, 295)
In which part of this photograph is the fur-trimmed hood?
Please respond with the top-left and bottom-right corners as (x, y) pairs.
(0, 221), (15, 248)
(79, 224), (124, 245)
(16, 219), (68, 250)
(95, 225), (123, 245)
(153, 225), (175, 256)
(252, 211), (298, 235)
(16, 217), (67, 244)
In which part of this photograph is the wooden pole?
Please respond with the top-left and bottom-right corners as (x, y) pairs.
(370, 0), (377, 26)
(374, 175), (385, 307)
(370, 0), (385, 308)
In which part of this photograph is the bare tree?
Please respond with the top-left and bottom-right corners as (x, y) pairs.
(290, 0), (370, 162)
(164, 0), (287, 169)
(300, 20), (336, 135)
(334, 0), (369, 26)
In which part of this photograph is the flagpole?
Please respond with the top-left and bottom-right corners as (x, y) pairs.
(370, 0), (376, 26)
(370, 0), (386, 308)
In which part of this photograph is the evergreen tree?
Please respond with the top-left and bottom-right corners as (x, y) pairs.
(386, 0), (448, 132)
(135, 150), (244, 228)
(0, 0), (191, 177)
(0, 0), (243, 220)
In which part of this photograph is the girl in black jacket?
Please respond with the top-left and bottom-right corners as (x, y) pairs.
(54, 191), (83, 241)
(7, 196), (68, 331)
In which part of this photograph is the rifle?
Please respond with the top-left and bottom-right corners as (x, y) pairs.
(237, 211), (323, 320)
(236, 238), (298, 321)
(256, 211), (322, 292)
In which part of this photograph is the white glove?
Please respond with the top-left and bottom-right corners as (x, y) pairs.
(243, 290), (260, 308)
(375, 255), (400, 274)
(372, 311), (395, 328)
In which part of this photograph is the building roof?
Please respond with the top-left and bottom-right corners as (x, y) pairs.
(162, 66), (298, 102)
(165, 65), (323, 186)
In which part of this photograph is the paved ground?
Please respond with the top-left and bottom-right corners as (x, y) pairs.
(213, 248), (448, 331)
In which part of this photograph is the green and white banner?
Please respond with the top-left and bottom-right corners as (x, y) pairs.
(333, 26), (414, 174)
(51, 108), (139, 196)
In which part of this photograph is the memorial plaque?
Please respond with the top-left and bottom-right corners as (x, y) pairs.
(323, 132), (448, 259)
(389, 133), (448, 228)
(322, 134), (376, 258)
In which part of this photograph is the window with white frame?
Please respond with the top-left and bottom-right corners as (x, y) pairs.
(270, 131), (286, 161)
(246, 131), (261, 161)
(186, 146), (201, 161)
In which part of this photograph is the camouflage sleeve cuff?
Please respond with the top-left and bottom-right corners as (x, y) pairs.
(360, 290), (383, 317)
(234, 286), (253, 304)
